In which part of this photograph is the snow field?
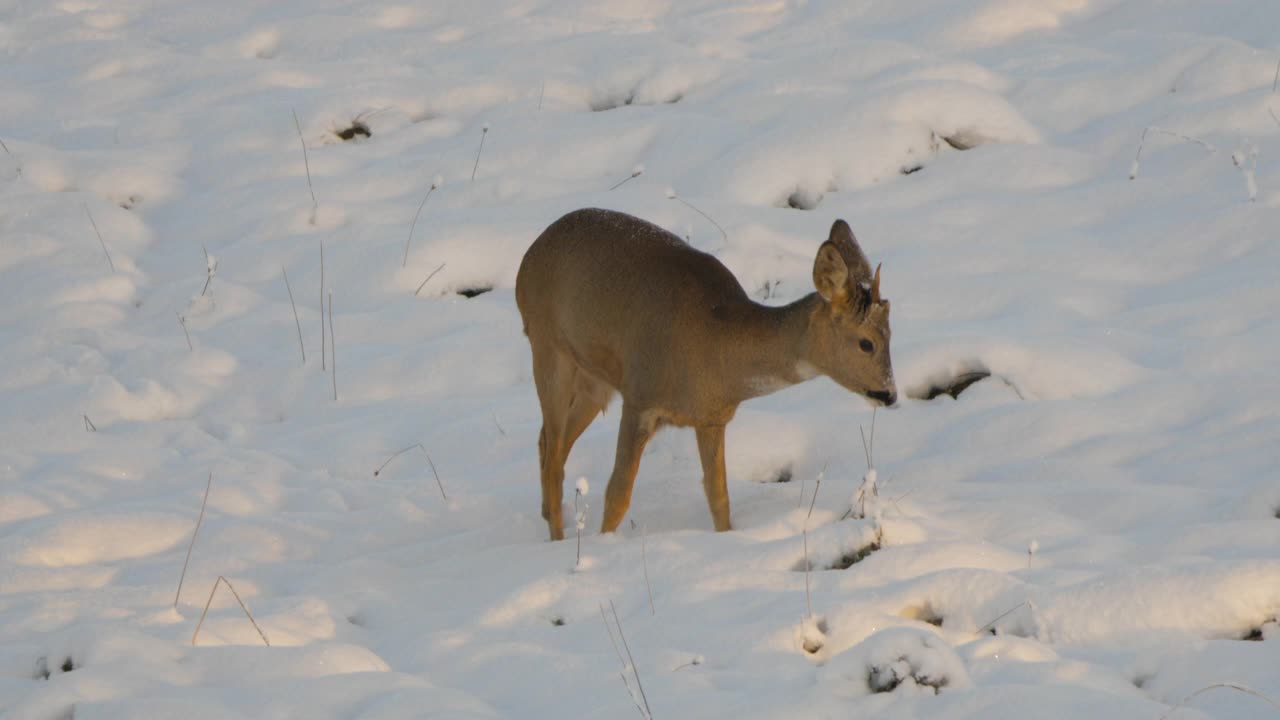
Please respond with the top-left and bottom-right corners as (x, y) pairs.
(2, 0), (1280, 718)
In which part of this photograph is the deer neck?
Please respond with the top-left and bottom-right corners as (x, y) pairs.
(719, 293), (822, 401)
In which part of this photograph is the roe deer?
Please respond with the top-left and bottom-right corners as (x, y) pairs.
(515, 208), (895, 541)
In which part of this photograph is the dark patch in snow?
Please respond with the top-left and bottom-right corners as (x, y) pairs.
(758, 279), (784, 301)
(908, 362), (996, 401)
(456, 286), (493, 299)
(785, 188), (823, 210)
(335, 120), (371, 141)
(550, 616), (566, 627)
(802, 617), (828, 654)
(868, 662), (904, 692)
(830, 541), (881, 570)
(1241, 619), (1273, 641)
(346, 613), (366, 627)
(590, 88), (682, 112)
(941, 131), (987, 151)
(901, 603), (944, 627)
(35, 656), (76, 679)
(591, 91), (636, 112)
(770, 466), (793, 484)
(868, 655), (949, 694)
(901, 164), (923, 175)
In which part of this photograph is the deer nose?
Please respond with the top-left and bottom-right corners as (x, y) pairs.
(867, 390), (897, 406)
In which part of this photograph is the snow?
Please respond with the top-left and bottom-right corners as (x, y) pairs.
(2, 0), (1280, 718)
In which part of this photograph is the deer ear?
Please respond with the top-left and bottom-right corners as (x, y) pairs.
(813, 241), (848, 302)
(827, 220), (874, 286)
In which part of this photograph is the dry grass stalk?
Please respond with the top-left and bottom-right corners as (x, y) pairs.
(82, 415), (97, 432)
(802, 527), (812, 618)
(84, 205), (115, 272)
(282, 267), (305, 364)
(191, 575), (270, 647)
(574, 487), (585, 569)
(373, 443), (426, 477)
(414, 262), (446, 296)
(292, 108), (318, 224)
(632, 519), (655, 615)
(320, 242), (326, 370)
(600, 601), (653, 719)
(200, 245), (216, 296)
(1130, 126), (1218, 180)
(372, 444), (446, 500)
(328, 290), (336, 401)
(0, 136), (19, 175)
(174, 472), (213, 607)
(977, 601), (1028, 635)
(471, 125), (488, 182)
(404, 181), (439, 267)
(177, 312), (192, 351)
(1157, 682), (1280, 720)
(426, 451), (447, 500)
(667, 190), (726, 244)
(609, 167), (644, 191)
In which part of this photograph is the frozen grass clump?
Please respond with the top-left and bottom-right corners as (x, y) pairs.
(823, 627), (971, 697)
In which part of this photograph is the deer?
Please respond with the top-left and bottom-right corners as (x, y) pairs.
(515, 208), (896, 541)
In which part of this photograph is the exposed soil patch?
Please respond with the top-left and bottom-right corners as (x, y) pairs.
(456, 286), (493, 299)
(334, 120), (371, 141)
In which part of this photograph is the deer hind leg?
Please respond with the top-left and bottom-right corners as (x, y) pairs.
(600, 404), (659, 534)
(695, 424), (732, 532)
(532, 343), (573, 541)
(532, 344), (609, 541)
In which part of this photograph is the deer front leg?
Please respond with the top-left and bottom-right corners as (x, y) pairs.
(600, 404), (658, 533)
(695, 424), (732, 532)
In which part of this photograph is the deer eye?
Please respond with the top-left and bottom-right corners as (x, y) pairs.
(859, 338), (875, 354)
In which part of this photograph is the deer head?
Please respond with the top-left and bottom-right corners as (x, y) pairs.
(809, 220), (896, 406)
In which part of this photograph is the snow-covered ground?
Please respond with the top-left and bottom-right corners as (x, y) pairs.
(2, 1), (1279, 717)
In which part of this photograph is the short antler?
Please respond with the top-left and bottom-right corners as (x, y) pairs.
(870, 263), (882, 303)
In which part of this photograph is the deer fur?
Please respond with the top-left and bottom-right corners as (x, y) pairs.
(515, 208), (895, 540)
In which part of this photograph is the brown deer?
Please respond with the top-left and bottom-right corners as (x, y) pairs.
(515, 208), (895, 541)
